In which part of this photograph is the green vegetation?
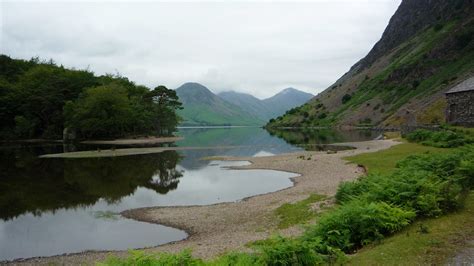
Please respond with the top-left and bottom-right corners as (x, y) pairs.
(345, 136), (474, 265)
(267, 16), (474, 128)
(405, 129), (473, 148)
(341, 94), (352, 104)
(345, 142), (449, 175)
(0, 55), (181, 139)
(274, 194), (326, 229)
(100, 137), (474, 265)
(349, 192), (474, 265)
(337, 150), (473, 217)
(175, 83), (263, 126)
(177, 104), (261, 126)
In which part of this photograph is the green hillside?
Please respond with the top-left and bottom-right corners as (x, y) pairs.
(267, 1), (473, 128)
(219, 88), (313, 121)
(176, 82), (264, 126)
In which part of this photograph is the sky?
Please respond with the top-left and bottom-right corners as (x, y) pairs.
(0, 0), (401, 99)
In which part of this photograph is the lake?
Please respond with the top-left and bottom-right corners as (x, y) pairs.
(0, 127), (380, 261)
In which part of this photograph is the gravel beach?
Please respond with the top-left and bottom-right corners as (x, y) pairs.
(6, 139), (399, 265)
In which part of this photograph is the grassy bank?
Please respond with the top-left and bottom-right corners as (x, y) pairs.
(99, 134), (473, 265)
(345, 142), (450, 175)
(345, 141), (474, 264)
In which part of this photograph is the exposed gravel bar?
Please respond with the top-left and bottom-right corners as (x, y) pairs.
(81, 136), (183, 145)
(5, 139), (399, 266)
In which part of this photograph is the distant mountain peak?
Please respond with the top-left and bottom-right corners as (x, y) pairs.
(176, 82), (210, 92)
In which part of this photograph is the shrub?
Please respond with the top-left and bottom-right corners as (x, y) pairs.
(341, 94), (352, 104)
(405, 129), (433, 142)
(303, 200), (415, 252)
(211, 252), (261, 266)
(405, 129), (471, 148)
(337, 151), (472, 217)
(98, 250), (203, 266)
(258, 236), (335, 265)
(433, 23), (443, 32)
(317, 113), (327, 119)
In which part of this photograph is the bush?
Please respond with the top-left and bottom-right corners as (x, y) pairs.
(341, 94), (352, 104)
(257, 236), (340, 265)
(303, 200), (415, 252)
(405, 129), (433, 142)
(98, 250), (203, 266)
(336, 151), (472, 217)
(405, 129), (471, 148)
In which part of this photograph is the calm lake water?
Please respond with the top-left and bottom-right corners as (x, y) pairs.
(0, 127), (380, 261)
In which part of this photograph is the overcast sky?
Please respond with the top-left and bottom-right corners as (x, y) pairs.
(1, 0), (401, 99)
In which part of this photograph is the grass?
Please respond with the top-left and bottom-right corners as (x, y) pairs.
(344, 142), (451, 175)
(274, 194), (326, 229)
(344, 140), (473, 264)
(99, 137), (473, 265)
(349, 191), (474, 265)
(383, 131), (401, 139)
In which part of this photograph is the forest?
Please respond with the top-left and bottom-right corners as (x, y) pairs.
(0, 55), (182, 140)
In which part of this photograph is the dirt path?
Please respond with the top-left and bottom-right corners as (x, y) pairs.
(7, 140), (399, 266)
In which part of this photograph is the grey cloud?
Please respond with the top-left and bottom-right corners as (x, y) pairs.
(1, 0), (401, 98)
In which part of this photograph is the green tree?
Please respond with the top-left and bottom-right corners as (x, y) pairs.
(143, 85), (183, 135)
(64, 84), (134, 138)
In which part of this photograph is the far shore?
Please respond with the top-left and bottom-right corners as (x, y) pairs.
(80, 136), (183, 145)
(13, 139), (400, 265)
(39, 145), (276, 159)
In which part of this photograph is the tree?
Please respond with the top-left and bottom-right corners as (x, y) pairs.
(143, 85), (183, 136)
(64, 84), (134, 138)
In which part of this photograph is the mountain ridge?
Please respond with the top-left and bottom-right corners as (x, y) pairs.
(267, 0), (474, 128)
(176, 82), (264, 126)
(218, 87), (313, 122)
(176, 83), (313, 126)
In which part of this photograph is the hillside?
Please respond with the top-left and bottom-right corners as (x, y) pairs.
(176, 83), (263, 126)
(267, 0), (474, 128)
(219, 88), (313, 121)
(262, 88), (314, 119)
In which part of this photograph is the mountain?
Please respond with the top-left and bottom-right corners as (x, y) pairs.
(262, 88), (314, 119)
(175, 82), (264, 126)
(218, 91), (273, 120)
(218, 88), (313, 121)
(267, 0), (474, 128)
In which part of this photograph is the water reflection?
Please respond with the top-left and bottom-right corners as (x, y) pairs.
(0, 147), (183, 221)
(266, 127), (380, 147)
(0, 127), (380, 260)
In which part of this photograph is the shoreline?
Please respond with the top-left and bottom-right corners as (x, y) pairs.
(6, 139), (399, 265)
(80, 136), (183, 146)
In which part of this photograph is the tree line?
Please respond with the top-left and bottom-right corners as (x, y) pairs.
(0, 55), (182, 139)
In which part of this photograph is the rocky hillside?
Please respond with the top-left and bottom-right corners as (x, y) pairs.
(267, 0), (474, 128)
(219, 88), (313, 121)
